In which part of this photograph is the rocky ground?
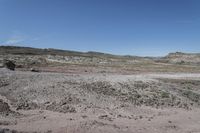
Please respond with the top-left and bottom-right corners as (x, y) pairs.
(1, 68), (200, 133)
(1, 46), (200, 133)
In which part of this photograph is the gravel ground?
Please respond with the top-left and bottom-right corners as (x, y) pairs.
(1, 68), (200, 133)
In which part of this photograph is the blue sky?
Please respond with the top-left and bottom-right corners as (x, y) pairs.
(0, 0), (200, 56)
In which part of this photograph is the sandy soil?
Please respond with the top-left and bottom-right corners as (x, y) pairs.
(1, 68), (200, 133)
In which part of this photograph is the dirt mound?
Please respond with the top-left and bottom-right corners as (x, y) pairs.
(81, 81), (189, 108)
(16, 100), (39, 111)
(46, 102), (77, 113)
(0, 98), (19, 116)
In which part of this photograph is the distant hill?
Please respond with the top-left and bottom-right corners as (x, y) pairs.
(0, 46), (152, 68)
(0, 46), (200, 68)
(0, 45), (143, 59)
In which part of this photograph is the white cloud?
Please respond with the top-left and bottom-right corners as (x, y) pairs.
(3, 31), (27, 45)
(2, 31), (40, 46)
(4, 38), (25, 44)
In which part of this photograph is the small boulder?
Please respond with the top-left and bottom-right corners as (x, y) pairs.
(3, 60), (15, 71)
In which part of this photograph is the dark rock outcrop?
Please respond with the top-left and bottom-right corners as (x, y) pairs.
(4, 60), (15, 71)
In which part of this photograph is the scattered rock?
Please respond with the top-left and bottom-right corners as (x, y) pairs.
(0, 78), (9, 87)
(30, 68), (40, 72)
(16, 101), (38, 110)
(81, 115), (88, 119)
(0, 120), (17, 125)
(0, 128), (30, 133)
(59, 105), (76, 113)
(168, 120), (172, 123)
(59, 94), (80, 105)
(46, 101), (76, 113)
(45, 130), (52, 133)
(98, 114), (114, 121)
(165, 125), (178, 130)
(66, 118), (74, 121)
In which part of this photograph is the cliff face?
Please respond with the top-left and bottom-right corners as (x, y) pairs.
(164, 52), (200, 64)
